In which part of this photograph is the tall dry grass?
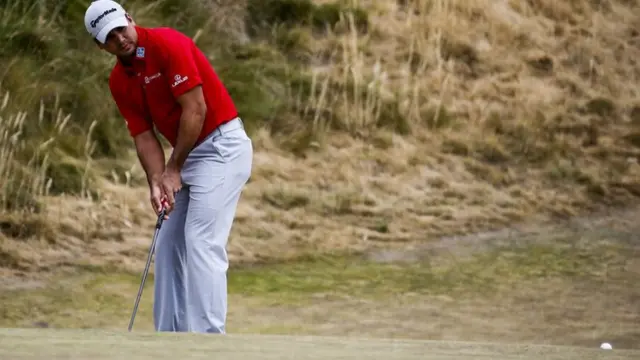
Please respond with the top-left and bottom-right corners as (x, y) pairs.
(279, 0), (640, 198)
(227, 0), (640, 263)
(296, 0), (640, 136)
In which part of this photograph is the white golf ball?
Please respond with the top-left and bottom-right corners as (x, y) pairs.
(600, 342), (612, 350)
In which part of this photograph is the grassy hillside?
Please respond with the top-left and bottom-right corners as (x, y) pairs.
(1, 0), (640, 271)
(1, 0), (640, 350)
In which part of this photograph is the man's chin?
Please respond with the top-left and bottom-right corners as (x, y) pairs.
(118, 48), (135, 57)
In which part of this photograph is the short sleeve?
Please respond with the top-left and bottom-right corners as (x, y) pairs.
(109, 75), (152, 138)
(157, 30), (203, 99)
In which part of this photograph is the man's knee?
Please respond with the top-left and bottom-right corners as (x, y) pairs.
(184, 223), (229, 270)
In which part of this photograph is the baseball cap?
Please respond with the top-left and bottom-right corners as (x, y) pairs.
(84, 0), (130, 43)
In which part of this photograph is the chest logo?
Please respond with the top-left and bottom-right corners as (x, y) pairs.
(144, 72), (162, 84)
(136, 47), (145, 58)
(172, 74), (189, 88)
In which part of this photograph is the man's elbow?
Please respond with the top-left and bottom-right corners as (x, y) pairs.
(134, 129), (158, 149)
(194, 100), (207, 121)
(178, 86), (207, 123)
(183, 101), (206, 129)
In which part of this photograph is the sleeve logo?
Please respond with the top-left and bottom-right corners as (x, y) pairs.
(172, 74), (188, 88)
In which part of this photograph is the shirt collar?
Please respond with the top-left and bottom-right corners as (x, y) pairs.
(117, 26), (148, 73)
(132, 26), (149, 62)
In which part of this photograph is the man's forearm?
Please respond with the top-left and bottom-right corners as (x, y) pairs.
(134, 131), (166, 186)
(167, 105), (205, 171)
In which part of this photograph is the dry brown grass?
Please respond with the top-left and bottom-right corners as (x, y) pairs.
(1, 0), (640, 273)
(238, 0), (640, 261)
(1, 2), (639, 351)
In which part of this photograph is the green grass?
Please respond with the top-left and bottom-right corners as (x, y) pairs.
(3, 329), (638, 360)
(229, 237), (633, 301)
(0, 237), (636, 329)
(246, 0), (368, 37)
(0, 230), (637, 349)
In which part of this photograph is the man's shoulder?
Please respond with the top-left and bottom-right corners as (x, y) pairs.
(145, 26), (194, 46)
(108, 63), (128, 94)
(108, 65), (121, 84)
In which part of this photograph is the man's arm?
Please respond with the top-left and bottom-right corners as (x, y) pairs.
(166, 85), (207, 172)
(157, 28), (207, 171)
(134, 130), (166, 186)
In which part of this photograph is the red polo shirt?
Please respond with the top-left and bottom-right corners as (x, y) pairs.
(108, 26), (238, 147)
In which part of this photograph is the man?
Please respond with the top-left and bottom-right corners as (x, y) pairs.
(83, 0), (253, 334)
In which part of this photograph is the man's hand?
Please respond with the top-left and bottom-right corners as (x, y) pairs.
(134, 130), (168, 217)
(149, 175), (169, 219)
(159, 166), (182, 214)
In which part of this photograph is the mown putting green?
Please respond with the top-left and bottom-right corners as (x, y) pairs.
(0, 329), (637, 360)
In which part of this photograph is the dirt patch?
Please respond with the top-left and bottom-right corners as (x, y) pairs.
(366, 205), (640, 264)
(0, 274), (45, 291)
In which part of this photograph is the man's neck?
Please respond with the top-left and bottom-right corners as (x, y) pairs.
(118, 54), (134, 67)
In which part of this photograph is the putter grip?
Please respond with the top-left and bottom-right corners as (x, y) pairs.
(156, 209), (166, 229)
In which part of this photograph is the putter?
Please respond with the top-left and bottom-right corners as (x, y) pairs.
(128, 206), (167, 332)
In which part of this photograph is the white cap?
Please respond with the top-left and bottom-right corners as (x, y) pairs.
(84, 0), (130, 43)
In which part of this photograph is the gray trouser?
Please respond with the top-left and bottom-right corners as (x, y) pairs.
(153, 118), (252, 334)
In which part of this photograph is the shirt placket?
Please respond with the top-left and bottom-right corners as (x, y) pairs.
(135, 61), (154, 127)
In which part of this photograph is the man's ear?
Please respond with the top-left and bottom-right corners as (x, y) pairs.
(125, 13), (136, 25)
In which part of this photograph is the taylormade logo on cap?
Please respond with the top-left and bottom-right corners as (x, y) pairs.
(84, 0), (129, 43)
(90, 8), (117, 28)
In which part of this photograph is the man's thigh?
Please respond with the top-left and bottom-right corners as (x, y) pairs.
(180, 120), (252, 251)
(181, 121), (252, 217)
(178, 122), (252, 333)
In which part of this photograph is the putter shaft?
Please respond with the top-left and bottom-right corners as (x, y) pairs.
(128, 209), (166, 332)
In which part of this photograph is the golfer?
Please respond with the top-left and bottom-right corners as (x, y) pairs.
(84, 0), (253, 334)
